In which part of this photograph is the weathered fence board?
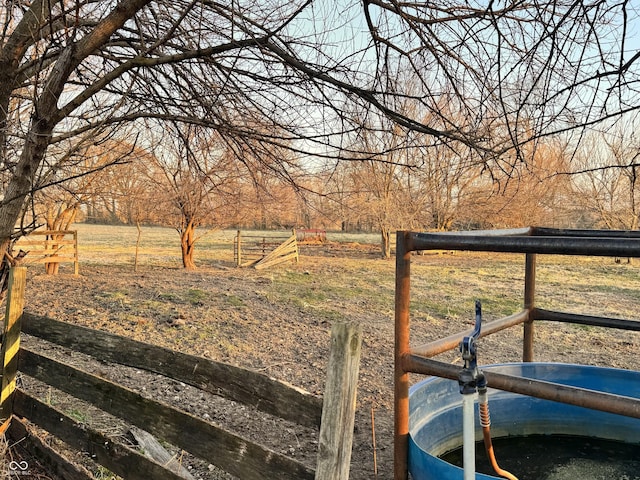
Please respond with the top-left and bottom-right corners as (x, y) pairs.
(16, 230), (79, 274)
(8, 413), (93, 480)
(18, 347), (315, 480)
(21, 313), (322, 429)
(0, 266), (26, 430)
(254, 234), (298, 270)
(12, 391), (182, 480)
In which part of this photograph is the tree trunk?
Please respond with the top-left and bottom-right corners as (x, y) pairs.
(0, 116), (57, 269)
(45, 253), (60, 275)
(380, 227), (391, 259)
(180, 221), (197, 270)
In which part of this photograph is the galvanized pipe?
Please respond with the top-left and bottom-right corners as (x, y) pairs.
(403, 354), (640, 419)
(408, 232), (640, 257)
(462, 393), (476, 480)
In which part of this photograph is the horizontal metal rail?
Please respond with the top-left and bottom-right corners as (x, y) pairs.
(411, 310), (530, 358)
(411, 308), (640, 360)
(403, 355), (640, 420)
(408, 231), (640, 257)
(533, 308), (640, 330)
(530, 227), (640, 238)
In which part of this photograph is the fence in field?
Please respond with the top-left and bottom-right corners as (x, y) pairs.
(15, 230), (79, 274)
(234, 230), (299, 269)
(0, 268), (362, 480)
(296, 229), (327, 244)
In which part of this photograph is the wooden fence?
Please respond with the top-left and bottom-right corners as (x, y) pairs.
(0, 268), (362, 480)
(297, 229), (327, 244)
(16, 230), (79, 274)
(234, 230), (299, 269)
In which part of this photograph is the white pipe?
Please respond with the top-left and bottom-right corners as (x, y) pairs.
(462, 393), (477, 480)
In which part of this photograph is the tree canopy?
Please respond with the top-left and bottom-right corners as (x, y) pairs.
(1, 1), (639, 254)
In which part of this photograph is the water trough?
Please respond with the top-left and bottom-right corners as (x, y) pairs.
(408, 362), (640, 480)
(394, 228), (640, 479)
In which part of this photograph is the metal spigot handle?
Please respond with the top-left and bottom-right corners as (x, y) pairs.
(471, 299), (482, 340)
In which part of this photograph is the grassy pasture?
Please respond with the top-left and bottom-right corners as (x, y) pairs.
(20, 223), (640, 479)
(72, 224), (381, 267)
(68, 223), (640, 349)
(69, 223), (640, 327)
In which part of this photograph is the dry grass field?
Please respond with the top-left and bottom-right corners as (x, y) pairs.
(16, 224), (640, 479)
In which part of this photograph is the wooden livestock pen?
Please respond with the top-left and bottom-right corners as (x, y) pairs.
(0, 268), (361, 480)
(15, 230), (79, 274)
(234, 230), (299, 269)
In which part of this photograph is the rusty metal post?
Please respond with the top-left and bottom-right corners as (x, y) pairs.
(523, 253), (536, 362)
(394, 231), (412, 480)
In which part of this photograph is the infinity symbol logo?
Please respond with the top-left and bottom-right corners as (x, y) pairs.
(9, 460), (28, 471)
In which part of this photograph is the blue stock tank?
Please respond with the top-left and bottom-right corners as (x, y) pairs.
(408, 363), (640, 480)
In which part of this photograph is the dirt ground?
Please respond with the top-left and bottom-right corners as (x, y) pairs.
(16, 242), (640, 479)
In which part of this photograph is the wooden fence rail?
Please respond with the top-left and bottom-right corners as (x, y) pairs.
(234, 230), (299, 269)
(16, 230), (79, 274)
(0, 276), (361, 480)
(18, 347), (313, 480)
(20, 313), (322, 429)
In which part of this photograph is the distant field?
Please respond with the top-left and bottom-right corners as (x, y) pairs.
(23, 223), (640, 335)
(69, 223), (381, 267)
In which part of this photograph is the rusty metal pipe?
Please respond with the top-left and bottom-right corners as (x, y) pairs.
(402, 355), (640, 419)
(407, 232), (640, 257)
(411, 310), (529, 358)
(394, 232), (412, 480)
(523, 253), (536, 362)
(533, 308), (640, 331)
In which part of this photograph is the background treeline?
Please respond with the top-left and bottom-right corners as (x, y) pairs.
(47, 122), (638, 234)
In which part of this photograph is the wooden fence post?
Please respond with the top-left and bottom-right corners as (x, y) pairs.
(236, 230), (242, 267)
(73, 230), (79, 275)
(315, 321), (362, 480)
(0, 266), (27, 432)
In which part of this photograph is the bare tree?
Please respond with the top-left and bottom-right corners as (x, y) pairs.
(573, 122), (640, 230)
(0, 0), (638, 269)
(340, 112), (419, 258)
(143, 124), (240, 269)
(27, 137), (138, 273)
(462, 138), (573, 228)
(321, 162), (375, 232)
